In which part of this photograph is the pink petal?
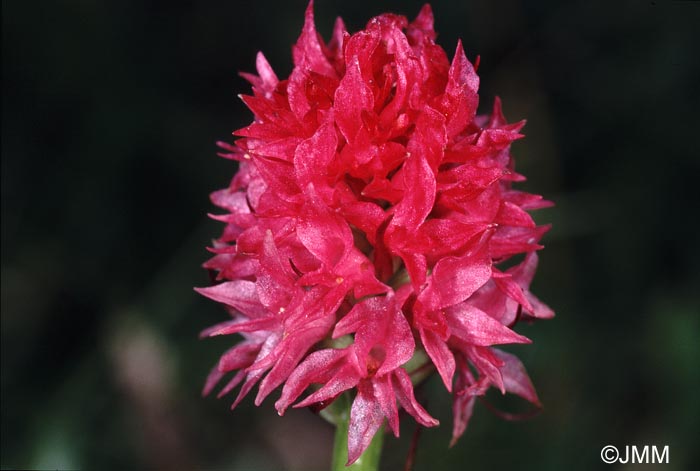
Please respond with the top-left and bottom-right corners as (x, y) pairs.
(294, 122), (338, 191)
(203, 253), (258, 281)
(276, 348), (348, 414)
(218, 342), (262, 373)
(195, 280), (268, 317)
(230, 332), (282, 409)
(254, 312), (335, 405)
(202, 365), (225, 397)
(408, 4), (436, 42)
(292, 1), (336, 77)
(334, 56), (374, 143)
(524, 292), (555, 320)
(390, 151), (435, 231)
(287, 67), (311, 120)
(255, 51), (279, 92)
(492, 349), (541, 406)
(333, 294), (414, 376)
(374, 375), (400, 437)
(296, 186), (352, 267)
(495, 201), (536, 228)
(216, 370), (247, 399)
(450, 394), (475, 447)
(256, 231), (296, 312)
(420, 328), (455, 391)
(446, 304), (531, 346)
(201, 317), (278, 337)
(493, 270), (534, 313)
(464, 344), (505, 393)
(441, 40), (479, 139)
(408, 107), (447, 170)
(392, 368), (439, 428)
(426, 236), (492, 309)
(325, 17), (347, 70)
(347, 380), (385, 465)
(295, 363), (360, 409)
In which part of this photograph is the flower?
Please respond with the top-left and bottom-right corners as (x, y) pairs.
(198, 1), (553, 464)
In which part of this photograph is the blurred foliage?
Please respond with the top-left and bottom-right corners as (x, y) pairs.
(2, 0), (699, 470)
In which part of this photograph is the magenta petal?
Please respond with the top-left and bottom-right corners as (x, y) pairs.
(230, 331), (281, 409)
(441, 40), (479, 139)
(294, 122), (338, 191)
(465, 345), (505, 393)
(492, 348), (541, 406)
(254, 51), (279, 92)
(292, 1), (336, 77)
(210, 188), (251, 214)
(392, 368), (439, 428)
(408, 4), (436, 41)
(202, 365), (225, 397)
(334, 56), (374, 143)
(496, 201), (536, 228)
(493, 271), (534, 313)
(256, 232), (296, 311)
(407, 107), (447, 170)
(203, 253), (258, 281)
(231, 369), (266, 410)
(374, 375), (400, 437)
(391, 151), (435, 231)
(295, 363), (360, 408)
(525, 292), (555, 320)
(202, 317), (278, 337)
(401, 249), (428, 291)
(447, 304), (531, 346)
(376, 305), (415, 376)
(218, 342), (262, 373)
(287, 66), (312, 121)
(216, 370), (247, 399)
(296, 186), (352, 267)
(428, 239), (492, 309)
(450, 394), (476, 447)
(420, 328), (455, 391)
(254, 313), (335, 405)
(347, 380), (385, 465)
(333, 293), (414, 377)
(276, 348), (348, 414)
(195, 281), (268, 318)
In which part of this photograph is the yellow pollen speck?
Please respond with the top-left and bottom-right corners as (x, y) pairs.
(336, 277), (344, 284)
(243, 153), (251, 160)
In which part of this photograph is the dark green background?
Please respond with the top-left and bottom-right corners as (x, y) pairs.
(2, 0), (699, 470)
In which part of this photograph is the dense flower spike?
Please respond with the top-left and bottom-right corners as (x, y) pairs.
(199, 2), (553, 464)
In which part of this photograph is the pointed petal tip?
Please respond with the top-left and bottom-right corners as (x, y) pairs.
(230, 394), (245, 410)
(417, 3), (434, 20)
(304, 0), (315, 22)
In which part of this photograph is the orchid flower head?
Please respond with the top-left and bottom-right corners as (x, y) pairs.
(198, 2), (553, 464)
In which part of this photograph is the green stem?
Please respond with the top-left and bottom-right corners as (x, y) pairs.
(331, 395), (384, 471)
